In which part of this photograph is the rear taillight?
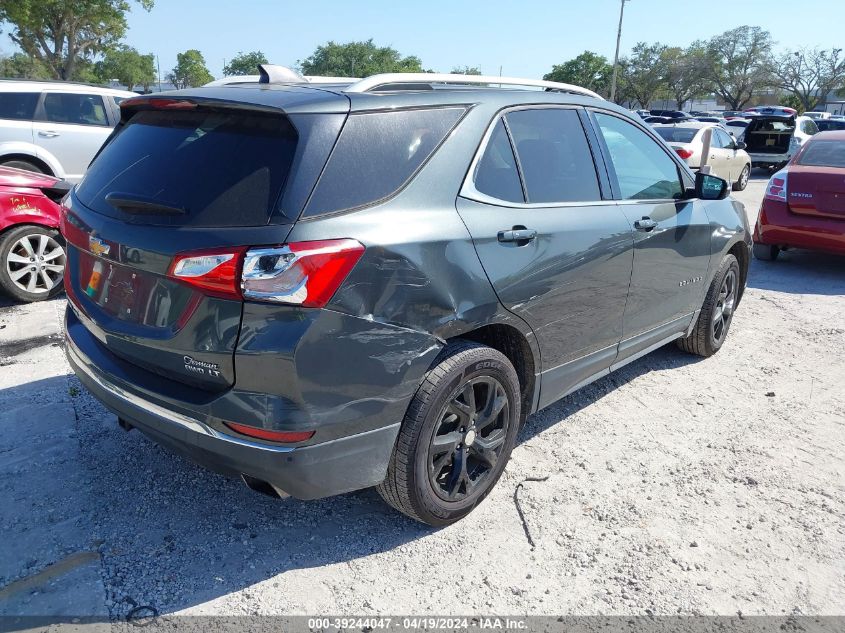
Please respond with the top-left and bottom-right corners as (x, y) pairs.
(765, 170), (788, 202)
(241, 239), (364, 308)
(223, 422), (315, 444)
(168, 247), (246, 299)
(674, 147), (694, 160)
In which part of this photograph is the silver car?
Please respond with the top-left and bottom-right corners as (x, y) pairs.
(653, 122), (752, 191)
(0, 80), (137, 183)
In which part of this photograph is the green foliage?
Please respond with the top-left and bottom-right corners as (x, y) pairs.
(0, 51), (51, 79)
(223, 50), (268, 76)
(771, 48), (845, 112)
(96, 45), (155, 91)
(778, 94), (804, 114)
(167, 49), (213, 89)
(451, 65), (481, 75)
(299, 39), (423, 77)
(544, 51), (613, 97)
(661, 43), (710, 109)
(704, 26), (773, 110)
(0, 0), (154, 80)
(619, 42), (668, 108)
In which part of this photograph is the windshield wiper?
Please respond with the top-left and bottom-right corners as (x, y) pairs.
(105, 192), (186, 216)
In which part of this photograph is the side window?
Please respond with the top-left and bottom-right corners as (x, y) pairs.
(593, 112), (684, 200)
(714, 129), (732, 148)
(505, 108), (601, 203)
(802, 119), (818, 135)
(0, 92), (38, 121)
(41, 93), (109, 126)
(473, 119), (524, 203)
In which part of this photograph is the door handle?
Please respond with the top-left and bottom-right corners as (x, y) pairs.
(497, 228), (537, 243)
(38, 130), (60, 138)
(634, 217), (658, 232)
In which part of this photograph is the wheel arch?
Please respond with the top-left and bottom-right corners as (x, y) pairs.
(0, 143), (63, 178)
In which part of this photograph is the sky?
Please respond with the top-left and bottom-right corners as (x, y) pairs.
(3, 0), (845, 80)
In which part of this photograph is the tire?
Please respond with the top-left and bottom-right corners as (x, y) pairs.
(377, 340), (521, 526)
(732, 164), (750, 191)
(0, 159), (45, 174)
(0, 226), (66, 302)
(677, 254), (740, 358)
(752, 242), (779, 261)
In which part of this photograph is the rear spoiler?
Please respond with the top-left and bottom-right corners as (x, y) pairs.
(117, 95), (285, 123)
(40, 179), (73, 204)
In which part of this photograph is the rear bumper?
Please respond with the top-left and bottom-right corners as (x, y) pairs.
(749, 151), (791, 166)
(754, 199), (845, 255)
(65, 307), (416, 500)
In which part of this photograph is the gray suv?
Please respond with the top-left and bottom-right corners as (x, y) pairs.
(63, 69), (750, 526)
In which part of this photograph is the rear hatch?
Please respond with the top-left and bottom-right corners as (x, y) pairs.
(63, 93), (344, 391)
(786, 139), (845, 220)
(744, 115), (794, 154)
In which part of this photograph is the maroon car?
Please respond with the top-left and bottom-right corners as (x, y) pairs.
(753, 130), (845, 260)
(0, 166), (70, 301)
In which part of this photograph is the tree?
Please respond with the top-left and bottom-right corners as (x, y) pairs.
(299, 39), (423, 77)
(0, 0), (154, 81)
(662, 44), (710, 110)
(451, 65), (481, 75)
(167, 49), (213, 89)
(223, 50), (268, 76)
(0, 51), (52, 79)
(705, 26), (773, 110)
(618, 42), (667, 108)
(543, 51), (613, 97)
(96, 45), (154, 91)
(771, 47), (845, 112)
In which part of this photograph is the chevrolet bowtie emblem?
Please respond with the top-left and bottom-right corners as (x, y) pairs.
(89, 236), (110, 257)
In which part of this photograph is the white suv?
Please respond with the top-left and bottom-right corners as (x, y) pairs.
(0, 80), (137, 183)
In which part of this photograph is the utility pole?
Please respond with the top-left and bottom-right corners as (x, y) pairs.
(609, 0), (629, 103)
(156, 55), (161, 92)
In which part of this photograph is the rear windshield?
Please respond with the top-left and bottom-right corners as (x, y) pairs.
(75, 109), (297, 226)
(303, 106), (465, 217)
(654, 127), (698, 143)
(797, 140), (845, 168)
(0, 92), (38, 120)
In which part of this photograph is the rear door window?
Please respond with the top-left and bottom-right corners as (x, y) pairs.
(655, 127), (698, 143)
(797, 141), (845, 167)
(75, 109), (298, 226)
(593, 112), (684, 200)
(505, 108), (601, 203)
(41, 93), (109, 126)
(304, 107), (465, 217)
(473, 119), (524, 203)
(0, 92), (39, 120)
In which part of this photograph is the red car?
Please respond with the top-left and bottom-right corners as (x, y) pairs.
(0, 166), (70, 301)
(753, 130), (845, 260)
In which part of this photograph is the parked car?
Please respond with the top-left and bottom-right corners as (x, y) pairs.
(816, 119), (845, 132)
(721, 111), (747, 120)
(0, 80), (136, 182)
(653, 122), (751, 190)
(633, 109), (651, 118)
(649, 109), (691, 119)
(744, 115), (818, 170)
(0, 166), (69, 301)
(743, 105), (797, 118)
(693, 116), (731, 131)
(803, 111), (831, 120)
(753, 130), (845, 260)
(725, 118), (751, 138)
(62, 69), (750, 526)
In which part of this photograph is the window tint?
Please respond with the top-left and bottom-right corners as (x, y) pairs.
(713, 129), (733, 148)
(505, 108), (601, 203)
(305, 107), (465, 216)
(654, 127), (698, 143)
(42, 93), (108, 126)
(593, 113), (684, 200)
(797, 140), (845, 168)
(473, 119), (524, 203)
(0, 92), (38, 121)
(75, 109), (297, 226)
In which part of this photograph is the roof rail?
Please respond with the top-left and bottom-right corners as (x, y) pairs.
(344, 73), (603, 100)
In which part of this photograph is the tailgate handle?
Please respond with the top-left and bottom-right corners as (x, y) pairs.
(498, 228), (537, 243)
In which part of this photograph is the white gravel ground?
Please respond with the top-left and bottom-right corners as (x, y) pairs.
(0, 172), (843, 619)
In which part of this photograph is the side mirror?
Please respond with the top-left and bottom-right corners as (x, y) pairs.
(691, 172), (729, 200)
(735, 141), (747, 150)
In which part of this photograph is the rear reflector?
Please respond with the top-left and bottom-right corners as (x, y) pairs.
(674, 147), (694, 160)
(168, 247), (246, 299)
(241, 238), (364, 308)
(765, 169), (788, 202)
(224, 422), (315, 443)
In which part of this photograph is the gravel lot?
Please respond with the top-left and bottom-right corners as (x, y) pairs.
(1, 172), (843, 619)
